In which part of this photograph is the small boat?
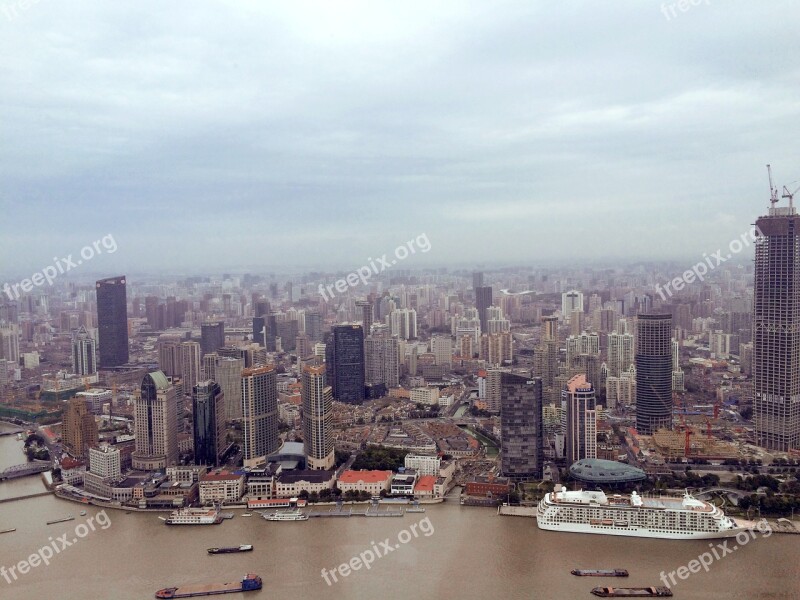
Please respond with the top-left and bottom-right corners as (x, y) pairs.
(591, 587), (673, 598)
(241, 512), (253, 517)
(263, 509), (308, 522)
(80, 510), (87, 516)
(207, 544), (253, 554)
(406, 501), (426, 513)
(219, 512), (235, 520)
(0, 528), (16, 535)
(155, 573), (262, 598)
(572, 569), (629, 577)
(46, 516), (74, 525)
(158, 516), (168, 521)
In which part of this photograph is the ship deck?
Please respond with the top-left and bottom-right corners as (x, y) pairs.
(172, 581), (242, 594)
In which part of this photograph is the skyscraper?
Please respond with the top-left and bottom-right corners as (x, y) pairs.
(96, 276), (129, 368)
(500, 372), (543, 480)
(365, 331), (400, 389)
(635, 313), (673, 435)
(62, 397), (98, 459)
(241, 365), (280, 468)
(475, 286), (493, 334)
(563, 374), (597, 464)
(71, 326), (97, 376)
(325, 324), (365, 404)
(132, 371), (178, 470)
(305, 311), (322, 342)
(753, 201), (800, 451)
(192, 380), (226, 467)
(302, 363), (334, 470)
(472, 271), (484, 289)
(200, 321), (225, 356)
(216, 356), (244, 421)
(356, 300), (374, 334)
(252, 316), (266, 346)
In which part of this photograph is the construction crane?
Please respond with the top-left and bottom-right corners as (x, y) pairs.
(684, 427), (692, 459)
(767, 164), (780, 206)
(782, 183), (800, 210)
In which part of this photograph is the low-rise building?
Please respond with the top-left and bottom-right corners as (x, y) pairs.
(274, 469), (335, 498)
(464, 475), (511, 498)
(198, 470), (245, 504)
(337, 470), (392, 495)
(390, 470), (418, 496)
(404, 454), (441, 476)
(413, 474), (436, 498)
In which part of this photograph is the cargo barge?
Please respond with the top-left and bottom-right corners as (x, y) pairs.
(591, 587), (673, 597)
(572, 569), (629, 577)
(155, 573), (262, 598)
(207, 545), (253, 555)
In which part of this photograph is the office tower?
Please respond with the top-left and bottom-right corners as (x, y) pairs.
(486, 368), (503, 413)
(475, 286), (493, 334)
(62, 397), (98, 459)
(562, 289), (584, 317)
(430, 335), (453, 368)
(132, 371), (178, 470)
(301, 363), (335, 470)
(192, 380), (225, 467)
(607, 332), (635, 377)
(325, 324), (366, 404)
(71, 325), (97, 376)
(305, 311), (322, 342)
(296, 333), (311, 361)
(754, 200), (800, 451)
(635, 313), (673, 435)
(158, 338), (183, 378)
(500, 372), (543, 480)
(181, 341), (202, 389)
(200, 321), (225, 356)
(356, 300), (374, 334)
(145, 296), (159, 329)
(96, 276), (129, 368)
(216, 357), (244, 421)
(389, 308), (417, 340)
(472, 271), (484, 289)
(563, 374), (597, 464)
(202, 353), (218, 381)
(253, 316), (266, 346)
(277, 319), (299, 351)
(365, 333), (400, 389)
(241, 365), (280, 468)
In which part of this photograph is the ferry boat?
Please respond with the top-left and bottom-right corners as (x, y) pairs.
(591, 586), (673, 597)
(207, 545), (253, 555)
(165, 507), (222, 526)
(155, 573), (262, 598)
(537, 486), (748, 539)
(572, 569), (629, 577)
(263, 509), (308, 522)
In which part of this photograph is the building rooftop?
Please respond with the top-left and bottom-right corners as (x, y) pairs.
(277, 469), (334, 484)
(339, 470), (392, 484)
(414, 475), (436, 493)
(201, 470), (243, 482)
(569, 458), (647, 483)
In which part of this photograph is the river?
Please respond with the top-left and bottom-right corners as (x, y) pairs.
(0, 425), (798, 600)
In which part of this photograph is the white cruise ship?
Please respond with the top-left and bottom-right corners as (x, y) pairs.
(263, 509), (308, 522)
(536, 486), (748, 539)
(164, 507), (222, 525)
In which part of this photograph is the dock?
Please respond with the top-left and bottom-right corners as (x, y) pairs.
(307, 506), (405, 518)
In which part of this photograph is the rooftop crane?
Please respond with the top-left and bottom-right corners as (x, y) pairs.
(767, 164), (779, 206)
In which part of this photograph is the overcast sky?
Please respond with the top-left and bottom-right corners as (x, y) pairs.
(1, 1), (799, 277)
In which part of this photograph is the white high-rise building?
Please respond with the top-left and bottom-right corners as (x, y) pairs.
(430, 335), (453, 368)
(607, 332), (635, 377)
(71, 326), (97, 376)
(562, 290), (584, 321)
(389, 308), (417, 340)
(0, 325), (20, 364)
(241, 365), (279, 469)
(88, 445), (121, 479)
(302, 363), (334, 470)
(216, 357), (244, 421)
(132, 371), (178, 471)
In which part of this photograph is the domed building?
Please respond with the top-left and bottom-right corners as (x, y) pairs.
(569, 458), (646, 485)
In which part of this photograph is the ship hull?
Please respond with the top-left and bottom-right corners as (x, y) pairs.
(537, 520), (748, 540)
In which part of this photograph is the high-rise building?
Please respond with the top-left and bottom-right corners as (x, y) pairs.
(201, 321), (225, 356)
(472, 271), (484, 289)
(356, 300), (374, 334)
(252, 316), (266, 346)
(563, 374), (597, 464)
(181, 341), (202, 389)
(132, 371), (178, 471)
(216, 357), (244, 421)
(96, 276), (129, 368)
(481, 331), (514, 367)
(0, 325), (20, 364)
(241, 365), (280, 468)
(607, 332), (635, 377)
(365, 333), (400, 389)
(430, 335), (453, 368)
(325, 325), (365, 404)
(485, 368), (504, 413)
(71, 325), (97, 376)
(635, 313), (673, 435)
(475, 286), (493, 334)
(389, 308), (417, 340)
(301, 363), (334, 470)
(62, 397), (98, 458)
(500, 372), (543, 480)
(192, 380), (226, 467)
(562, 290), (584, 322)
(305, 311), (322, 342)
(753, 201), (800, 451)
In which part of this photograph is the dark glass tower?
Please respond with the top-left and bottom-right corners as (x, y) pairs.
(753, 203), (800, 451)
(96, 276), (129, 368)
(500, 372), (543, 480)
(325, 324), (365, 404)
(201, 321), (225, 356)
(635, 313), (673, 435)
(475, 286), (493, 334)
(253, 316), (266, 346)
(192, 380), (225, 467)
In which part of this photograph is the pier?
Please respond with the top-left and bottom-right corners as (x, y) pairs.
(307, 505), (405, 518)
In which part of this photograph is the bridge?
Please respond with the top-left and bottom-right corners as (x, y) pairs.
(0, 461), (51, 481)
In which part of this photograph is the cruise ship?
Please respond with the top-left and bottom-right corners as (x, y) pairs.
(164, 507), (222, 526)
(536, 486), (748, 539)
(263, 509), (308, 522)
